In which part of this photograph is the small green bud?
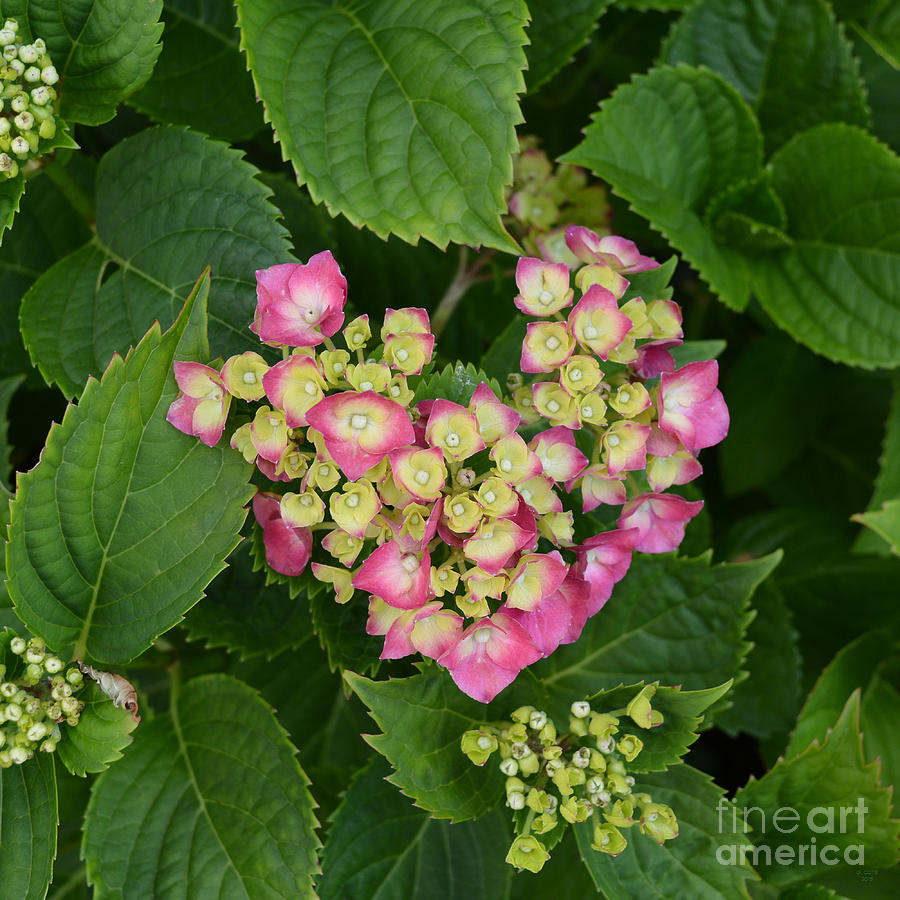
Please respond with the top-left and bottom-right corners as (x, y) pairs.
(507, 790), (525, 810)
(18, 44), (37, 64)
(518, 751), (541, 777)
(499, 757), (518, 777)
(9, 745), (29, 765)
(526, 789), (550, 814)
(617, 734), (643, 762)
(9, 637), (26, 655)
(528, 710), (547, 730)
(590, 790), (612, 807)
(505, 835), (550, 873)
(560, 796), (592, 824)
(568, 714), (589, 736)
(47, 704), (62, 721)
(541, 743), (563, 761)
(0, 682), (16, 698)
(40, 739), (57, 753)
(505, 776), (525, 795)
(43, 656), (63, 675)
(37, 117), (55, 140)
(0, 731), (5, 748)
(0, 29), (15, 46)
(65, 715), (79, 727)
(9, 91), (27, 113)
(23, 663), (42, 685)
(0, 750), (10, 767)
(460, 729), (498, 766)
(30, 85), (51, 105)
(33, 39), (46, 53)
(65, 668), (83, 686)
(588, 712), (619, 743)
(23, 699), (40, 716)
(4, 20), (19, 33)
(26, 722), (47, 742)
(588, 750), (607, 772)
(41, 65), (58, 85)
(531, 812), (558, 834)
(544, 758), (564, 778)
(59, 696), (79, 715)
(2, 44), (17, 60)
(13, 109), (33, 131)
(625, 685), (664, 729)
(591, 822), (627, 856)
(510, 705), (534, 725)
(7, 58), (23, 77)
(571, 700), (591, 718)
(538, 721), (557, 744)
(603, 798), (636, 828)
(23, 65), (40, 83)
(572, 747), (591, 769)
(5, 703), (21, 721)
(507, 722), (528, 743)
(639, 802), (678, 843)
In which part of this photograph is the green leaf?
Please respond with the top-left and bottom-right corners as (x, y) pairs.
(6, 271), (255, 664)
(525, 1), (613, 91)
(128, 0), (264, 142)
(620, 255), (677, 303)
(318, 757), (511, 899)
(716, 581), (802, 740)
(309, 585), (383, 676)
(575, 764), (756, 900)
(855, 376), (900, 554)
(786, 630), (900, 788)
(662, 0), (869, 152)
(583, 681), (733, 772)
(0, 174), (25, 247)
(561, 65), (763, 310)
(749, 124), (900, 368)
(735, 692), (900, 884)
(779, 885), (851, 900)
(852, 4), (900, 69)
(236, 0), (527, 253)
(0, 373), (23, 488)
(3, 0), (163, 126)
(0, 158), (95, 381)
(345, 666), (505, 822)
(413, 361), (503, 406)
(669, 340), (727, 367)
(853, 500), (900, 554)
(20, 126), (294, 398)
(84, 674), (320, 899)
(720, 334), (829, 495)
(184, 541), (319, 660)
(0, 501), (11, 609)
(705, 175), (792, 253)
(56, 682), (138, 777)
(0, 753), (58, 900)
(531, 552), (781, 711)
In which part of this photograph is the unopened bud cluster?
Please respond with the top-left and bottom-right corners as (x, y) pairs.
(507, 137), (612, 260)
(0, 636), (85, 767)
(0, 19), (59, 178)
(461, 687), (678, 873)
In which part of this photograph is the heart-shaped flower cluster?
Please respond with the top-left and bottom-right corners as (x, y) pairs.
(167, 231), (729, 703)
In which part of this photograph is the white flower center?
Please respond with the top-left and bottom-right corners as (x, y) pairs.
(305, 382), (317, 395)
(546, 399), (561, 413)
(303, 307), (319, 322)
(452, 503), (466, 516)
(570, 368), (582, 381)
(395, 348), (409, 362)
(477, 735), (492, 749)
(583, 405), (593, 417)
(473, 627), (492, 643)
(607, 434), (620, 447)
(445, 432), (460, 448)
(360, 380), (373, 391)
(242, 372), (257, 384)
(483, 490), (496, 504)
(319, 465), (329, 476)
(301, 495), (313, 506)
(500, 458), (512, 472)
(401, 553), (419, 573)
(545, 336), (560, 351)
(584, 325), (598, 339)
(350, 413), (368, 430)
(415, 469), (429, 485)
(619, 390), (631, 403)
(333, 362), (344, 373)
(345, 493), (360, 508)
(390, 385), (401, 397)
(539, 289), (554, 305)
(266, 415), (280, 427)
(521, 488), (532, 502)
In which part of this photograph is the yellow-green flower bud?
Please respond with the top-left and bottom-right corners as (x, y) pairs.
(604, 798), (636, 828)
(499, 757), (518, 777)
(639, 802), (679, 843)
(510, 706), (534, 725)
(505, 835), (550, 873)
(460, 729), (498, 766)
(560, 796), (593, 823)
(588, 712), (619, 743)
(343, 315), (371, 350)
(531, 812), (558, 835)
(617, 734), (643, 762)
(591, 822), (627, 856)
(9, 637), (25, 655)
(626, 685), (664, 729)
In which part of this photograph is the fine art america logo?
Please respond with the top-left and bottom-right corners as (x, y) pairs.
(716, 798), (870, 868)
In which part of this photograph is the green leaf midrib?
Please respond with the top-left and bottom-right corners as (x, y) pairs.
(168, 6), (239, 48)
(169, 686), (250, 898)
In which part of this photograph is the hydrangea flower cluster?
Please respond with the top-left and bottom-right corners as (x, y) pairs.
(506, 137), (612, 264)
(0, 19), (60, 179)
(461, 687), (678, 873)
(0, 636), (85, 767)
(167, 228), (728, 703)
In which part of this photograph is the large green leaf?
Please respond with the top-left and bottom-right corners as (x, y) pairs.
(786, 630), (900, 789)
(0, 158), (95, 380)
(0, 753), (57, 900)
(525, 1), (613, 91)
(6, 272), (255, 664)
(56, 682), (139, 778)
(3, 0), (163, 125)
(84, 674), (320, 899)
(531, 552), (780, 708)
(236, 0), (526, 253)
(0, 175), (25, 248)
(851, 2), (900, 69)
(663, 0), (869, 152)
(345, 666), (505, 822)
(749, 125), (900, 368)
(853, 500), (900, 555)
(716, 581), (802, 740)
(129, 0), (264, 142)
(20, 126), (294, 398)
(561, 65), (763, 310)
(318, 757), (511, 899)
(412, 362), (503, 406)
(855, 376), (900, 554)
(575, 765), (756, 900)
(735, 692), (900, 885)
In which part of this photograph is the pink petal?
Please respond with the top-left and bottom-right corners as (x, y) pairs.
(352, 540), (430, 609)
(616, 494), (704, 554)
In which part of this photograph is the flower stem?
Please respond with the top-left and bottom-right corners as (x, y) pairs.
(431, 247), (495, 338)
